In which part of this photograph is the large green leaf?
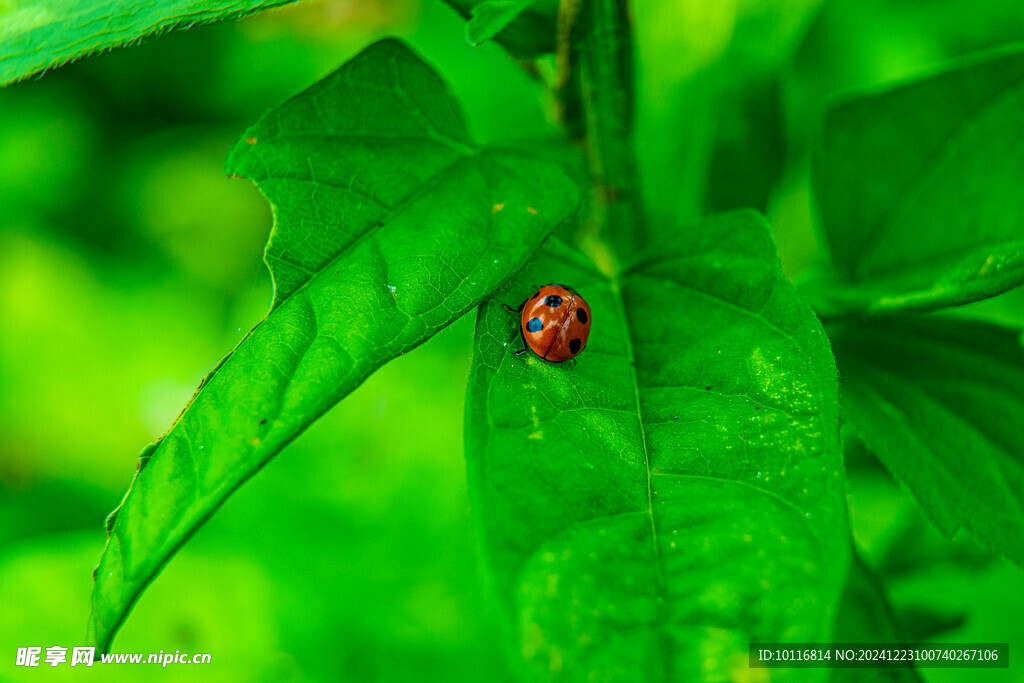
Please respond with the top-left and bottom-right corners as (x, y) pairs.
(830, 315), (1024, 567)
(466, 211), (848, 680)
(0, 0), (297, 86)
(809, 44), (1024, 317)
(89, 38), (579, 652)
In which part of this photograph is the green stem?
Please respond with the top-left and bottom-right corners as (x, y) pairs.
(568, 0), (645, 268)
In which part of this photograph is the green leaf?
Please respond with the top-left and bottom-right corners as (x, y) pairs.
(442, 0), (557, 57)
(830, 315), (1024, 567)
(810, 44), (1024, 317)
(0, 0), (297, 86)
(465, 0), (536, 47)
(89, 38), (579, 652)
(466, 211), (849, 680)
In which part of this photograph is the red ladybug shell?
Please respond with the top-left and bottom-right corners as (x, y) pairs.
(520, 284), (591, 362)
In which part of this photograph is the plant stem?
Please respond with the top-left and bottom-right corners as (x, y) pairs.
(567, 0), (645, 270)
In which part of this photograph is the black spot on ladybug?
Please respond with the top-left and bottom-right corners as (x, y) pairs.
(527, 317), (543, 333)
(576, 308), (588, 324)
(544, 295), (562, 308)
(569, 338), (582, 354)
(532, 290), (542, 300)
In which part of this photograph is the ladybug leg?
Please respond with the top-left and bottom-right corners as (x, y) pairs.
(572, 357), (578, 366)
(512, 327), (529, 357)
(501, 302), (523, 314)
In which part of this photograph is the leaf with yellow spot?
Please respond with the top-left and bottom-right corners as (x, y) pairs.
(465, 211), (849, 680)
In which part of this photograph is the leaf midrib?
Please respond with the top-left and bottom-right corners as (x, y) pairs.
(610, 273), (673, 682)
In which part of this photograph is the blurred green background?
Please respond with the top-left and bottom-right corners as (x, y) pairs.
(1, 0), (1023, 680)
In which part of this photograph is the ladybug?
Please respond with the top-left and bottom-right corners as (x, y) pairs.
(507, 284), (592, 362)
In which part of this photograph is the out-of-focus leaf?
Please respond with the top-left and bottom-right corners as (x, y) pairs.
(635, 0), (823, 227)
(896, 607), (966, 643)
(0, 0), (298, 86)
(835, 553), (901, 641)
(831, 552), (923, 682)
(703, 77), (786, 215)
(442, 0), (557, 57)
(810, 45), (1024, 317)
(465, 0), (536, 47)
(878, 515), (992, 579)
(466, 211), (848, 680)
(831, 315), (1024, 567)
(89, 38), (579, 653)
